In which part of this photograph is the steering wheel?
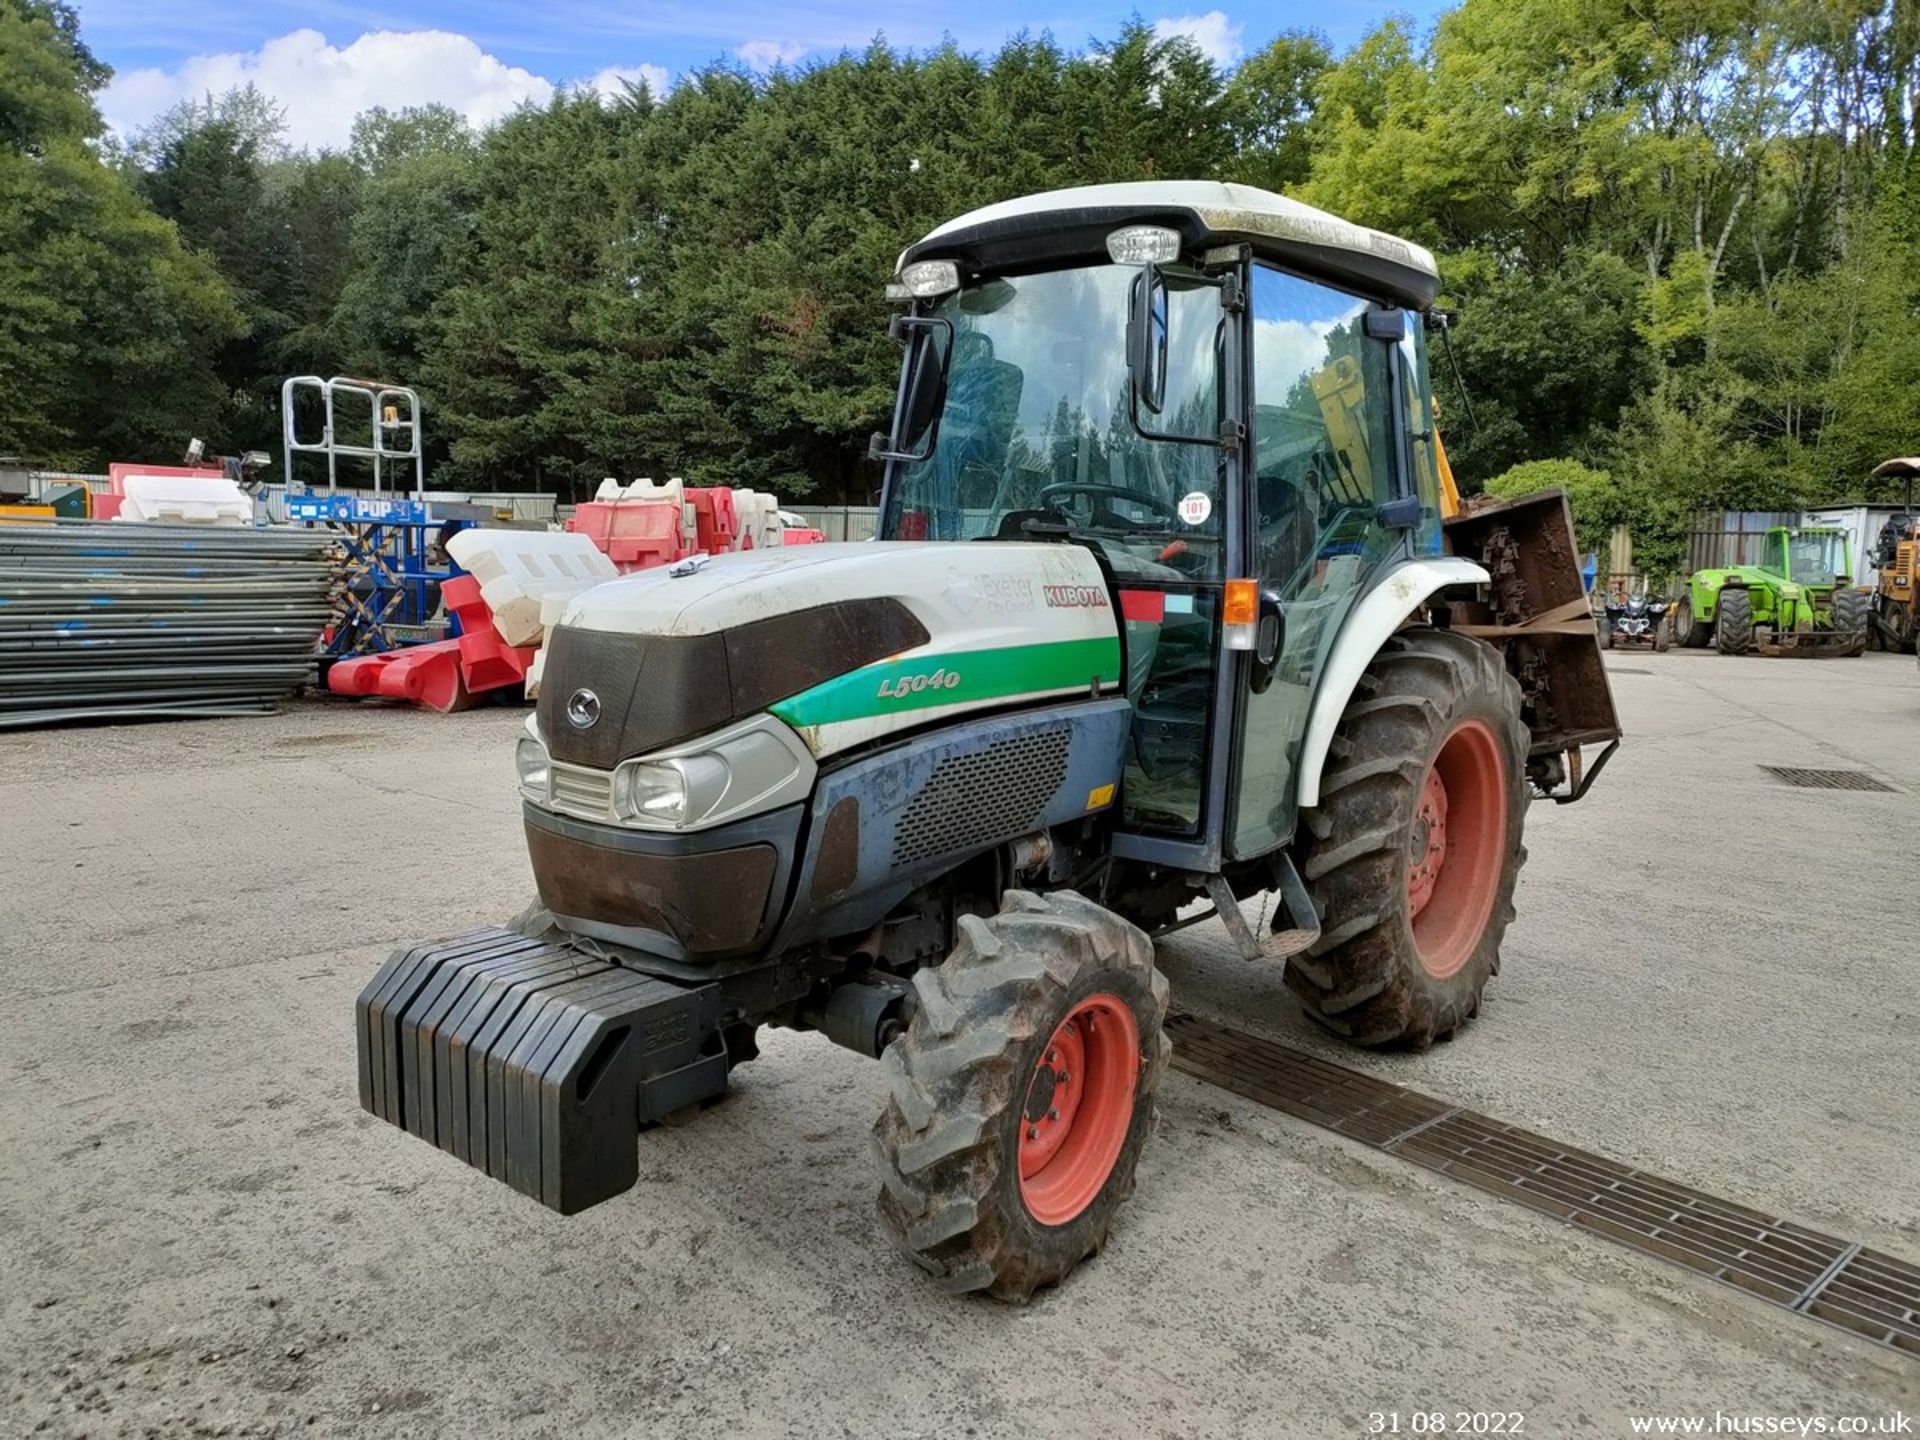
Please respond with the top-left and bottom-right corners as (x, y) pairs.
(1037, 482), (1180, 527)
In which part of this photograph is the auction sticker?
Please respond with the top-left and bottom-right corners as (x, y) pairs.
(1177, 491), (1212, 525)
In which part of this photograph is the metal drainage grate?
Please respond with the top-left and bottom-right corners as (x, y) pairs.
(1165, 1013), (1920, 1357)
(1761, 766), (1896, 793)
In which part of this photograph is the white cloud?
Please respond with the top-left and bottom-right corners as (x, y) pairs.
(736, 40), (807, 72)
(585, 63), (671, 103)
(1150, 11), (1245, 68)
(99, 29), (670, 152)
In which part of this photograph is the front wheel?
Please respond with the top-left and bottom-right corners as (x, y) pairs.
(1285, 628), (1529, 1048)
(1715, 586), (1754, 655)
(1831, 588), (1868, 657)
(872, 890), (1169, 1301)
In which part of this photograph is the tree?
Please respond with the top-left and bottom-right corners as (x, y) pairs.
(0, 0), (242, 467)
(1484, 458), (1622, 553)
(1224, 31), (1333, 192)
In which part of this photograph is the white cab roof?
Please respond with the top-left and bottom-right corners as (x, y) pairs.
(903, 180), (1438, 290)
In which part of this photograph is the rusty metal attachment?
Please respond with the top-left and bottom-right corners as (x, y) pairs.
(1443, 490), (1623, 805)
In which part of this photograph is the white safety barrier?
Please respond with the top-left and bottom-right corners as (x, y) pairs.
(446, 528), (619, 648)
(115, 474), (254, 526)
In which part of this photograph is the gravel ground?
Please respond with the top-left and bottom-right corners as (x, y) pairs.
(2, 648), (1917, 1438)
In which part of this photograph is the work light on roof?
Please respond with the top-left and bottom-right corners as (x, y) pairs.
(897, 259), (961, 298)
(1106, 225), (1181, 265)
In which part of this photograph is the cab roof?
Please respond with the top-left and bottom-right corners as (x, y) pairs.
(899, 180), (1441, 309)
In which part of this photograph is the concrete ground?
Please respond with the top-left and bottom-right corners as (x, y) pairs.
(2, 648), (1917, 1438)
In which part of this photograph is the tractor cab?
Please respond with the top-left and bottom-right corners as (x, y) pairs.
(872, 181), (1455, 866)
(1758, 526), (1850, 588)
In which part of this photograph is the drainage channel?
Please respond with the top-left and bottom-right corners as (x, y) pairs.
(1165, 1012), (1920, 1358)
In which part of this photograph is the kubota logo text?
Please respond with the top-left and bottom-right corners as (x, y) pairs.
(1043, 584), (1110, 609)
(877, 668), (961, 699)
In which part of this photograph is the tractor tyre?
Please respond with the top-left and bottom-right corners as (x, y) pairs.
(1831, 588), (1869, 657)
(1675, 593), (1712, 648)
(871, 889), (1169, 1302)
(1284, 628), (1529, 1049)
(1714, 586), (1754, 655)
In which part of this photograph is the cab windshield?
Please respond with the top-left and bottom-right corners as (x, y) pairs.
(880, 264), (1226, 580)
(1787, 531), (1846, 584)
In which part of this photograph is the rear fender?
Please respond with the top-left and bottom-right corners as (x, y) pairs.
(1295, 557), (1489, 811)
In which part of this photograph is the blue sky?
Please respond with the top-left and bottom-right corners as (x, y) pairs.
(76, 1), (1451, 150)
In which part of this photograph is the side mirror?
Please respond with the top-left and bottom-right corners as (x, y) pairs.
(899, 326), (947, 443)
(869, 314), (954, 465)
(1128, 266), (1170, 415)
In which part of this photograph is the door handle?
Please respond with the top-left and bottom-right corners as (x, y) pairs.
(1248, 589), (1285, 694)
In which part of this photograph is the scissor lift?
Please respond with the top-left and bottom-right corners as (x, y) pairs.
(281, 375), (466, 656)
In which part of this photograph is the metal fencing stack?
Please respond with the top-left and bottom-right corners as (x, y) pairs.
(0, 520), (340, 727)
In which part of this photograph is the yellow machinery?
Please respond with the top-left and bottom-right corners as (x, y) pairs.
(0, 481), (91, 524)
(1869, 457), (1918, 652)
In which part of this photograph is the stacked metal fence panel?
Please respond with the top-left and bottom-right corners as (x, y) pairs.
(0, 520), (339, 727)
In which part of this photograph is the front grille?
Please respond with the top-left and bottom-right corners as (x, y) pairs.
(1760, 766), (1896, 793)
(890, 728), (1070, 866)
(548, 761), (616, 820)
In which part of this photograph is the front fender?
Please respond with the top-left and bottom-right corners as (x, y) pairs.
(1295, 557), (1491, 811)
(1689, 570), (1738, 620)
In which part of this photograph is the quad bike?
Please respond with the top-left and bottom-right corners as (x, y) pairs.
(355, 181), (1621, 1300)
(1602, 594), (1670, 652)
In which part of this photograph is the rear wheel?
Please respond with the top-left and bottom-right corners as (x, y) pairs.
(1603, 620), (1615, 650)
(871, 890), (1169, 1301)
(1285, 628), (1529, 1049)
(1675, 593), (1711, 648)
(1654, 612), (1671, 652)
(1714, 586), (1754, 655)
(1831, 588), (1868, 657)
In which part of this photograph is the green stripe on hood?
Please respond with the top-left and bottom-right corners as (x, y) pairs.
(769, 636), (1121, 729)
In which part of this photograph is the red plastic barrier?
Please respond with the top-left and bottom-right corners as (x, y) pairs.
(444, 575), (535, 694)
(566, 496), (684, 572)
(325, 577), (533, 714)
(327, 641), (470, 712)
(687, 487), (738, 554)
(781, 527), (827, 545)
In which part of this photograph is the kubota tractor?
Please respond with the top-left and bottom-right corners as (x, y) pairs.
(355, 181), (1621, 1300)
(1674, 525), (1868, 656)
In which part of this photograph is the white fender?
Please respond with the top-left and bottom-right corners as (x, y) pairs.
(1294, 557), (1491, 811)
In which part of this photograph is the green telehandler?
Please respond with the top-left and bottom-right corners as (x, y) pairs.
(1673, 525), (1869, 657)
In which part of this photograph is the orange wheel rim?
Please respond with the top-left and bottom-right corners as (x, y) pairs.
(1408, 719), (1507, 980)
(1018, 994), (1140, 1225)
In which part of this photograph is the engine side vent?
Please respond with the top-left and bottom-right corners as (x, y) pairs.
(890, 729), (1071, 867)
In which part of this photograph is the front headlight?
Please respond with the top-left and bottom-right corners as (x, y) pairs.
(516, 736), (550, 801)
(616, 761), (692, 824)
(607, 717), (815, 831)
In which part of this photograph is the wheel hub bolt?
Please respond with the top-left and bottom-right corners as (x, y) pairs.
(1047, 1108), (1059, 1122)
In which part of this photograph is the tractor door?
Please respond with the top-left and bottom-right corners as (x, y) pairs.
(1761, 529), (1789, 578)
(1227, 263), (1426, 858)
